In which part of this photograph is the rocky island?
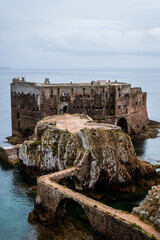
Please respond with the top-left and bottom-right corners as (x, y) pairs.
(15, 114), (159, 239)
(19, 114), (159, 197)
(0, 78), (160, 239)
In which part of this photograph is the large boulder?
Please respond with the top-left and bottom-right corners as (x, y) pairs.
(19, 115), (159, 194)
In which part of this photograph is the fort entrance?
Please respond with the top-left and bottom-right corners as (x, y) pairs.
(63, 105), (68, 113)
(117, 118), (128, 133)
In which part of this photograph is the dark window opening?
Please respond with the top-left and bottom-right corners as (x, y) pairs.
(17, 112), (20, 129)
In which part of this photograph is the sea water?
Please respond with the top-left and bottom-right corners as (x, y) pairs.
(0, 68), (160, 239)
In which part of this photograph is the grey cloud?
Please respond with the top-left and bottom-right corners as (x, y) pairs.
(1, 0), (160, 68)
(27, 20), (160, 56)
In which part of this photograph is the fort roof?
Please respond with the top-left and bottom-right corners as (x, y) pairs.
(12, 77), (131, 87)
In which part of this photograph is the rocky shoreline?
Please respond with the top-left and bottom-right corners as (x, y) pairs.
(1, 115), (160, 239)
(131, 120), (160, 140)
(133, 185), (160, 230)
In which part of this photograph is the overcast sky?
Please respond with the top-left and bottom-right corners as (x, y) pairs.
(1, 0), (160, 69)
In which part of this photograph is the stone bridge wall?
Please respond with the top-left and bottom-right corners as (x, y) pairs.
(36, 168), (159, 240)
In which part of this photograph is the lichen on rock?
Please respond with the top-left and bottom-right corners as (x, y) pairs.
(132, 185), (160, 229)
(19, 114), (159, 195)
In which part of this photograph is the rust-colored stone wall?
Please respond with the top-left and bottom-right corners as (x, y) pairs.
(129, 88), (148, 133)
(11, 81), (42, 135)
(11, 79), (148, 135)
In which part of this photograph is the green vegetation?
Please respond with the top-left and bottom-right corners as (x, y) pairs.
(131, 223), (144, 231)
(139, 215), (144, 221)
(154, 224), (160, 231)
(30, 140), (41, 147)
(151, 234), (157, 240)
(51, 141), (58, 156)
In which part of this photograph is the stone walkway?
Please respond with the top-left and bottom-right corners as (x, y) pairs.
(39, 167), (160, 240)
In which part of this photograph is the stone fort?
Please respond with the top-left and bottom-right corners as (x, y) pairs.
(11, 77), (148, 136)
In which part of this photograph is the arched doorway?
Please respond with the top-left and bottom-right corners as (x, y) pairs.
(56, 198), (93, 234)
(117, 118), (128, 133)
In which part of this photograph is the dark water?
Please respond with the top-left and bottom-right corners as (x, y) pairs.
(0, 68), (160, 239)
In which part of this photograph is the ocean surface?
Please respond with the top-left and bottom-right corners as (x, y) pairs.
(0, 68), (160, 239)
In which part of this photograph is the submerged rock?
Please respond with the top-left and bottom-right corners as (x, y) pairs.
(19, 114), (159, 195)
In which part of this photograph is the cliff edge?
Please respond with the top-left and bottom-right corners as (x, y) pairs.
(19, 114), (159, 196)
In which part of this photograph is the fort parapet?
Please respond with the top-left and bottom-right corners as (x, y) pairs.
(11, 77), (148, 136)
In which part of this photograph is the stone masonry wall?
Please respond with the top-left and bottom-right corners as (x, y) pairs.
(11, 79), (148, 135)
(36, 176), (151, 240)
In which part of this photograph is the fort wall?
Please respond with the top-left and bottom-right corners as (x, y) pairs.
(11, 78), (148, 135)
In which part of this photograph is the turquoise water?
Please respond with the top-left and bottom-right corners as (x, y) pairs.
(0, 68), (160, 239)
(0, 159), (36, 240)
